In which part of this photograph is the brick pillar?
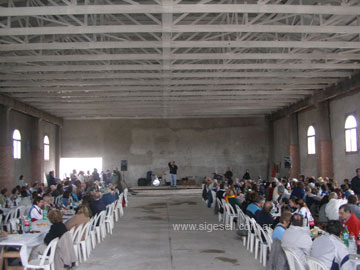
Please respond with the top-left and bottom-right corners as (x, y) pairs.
(316, 101), (334, 178)
(0, 105), (14, 188)
(288, 113), (300, 178)
(55, 125), (61, 178)
(31, 118), (44, 184)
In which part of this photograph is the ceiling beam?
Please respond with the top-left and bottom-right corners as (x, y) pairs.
(1, 24), (360, 36)
(1, 63), (358, 73)
(2, 40), (360, 51)
(0, 93), (62, 126)
(0, 71), (351, 81)
(1, 53), (360, 63)
(1, 4), (360, 17)
(269, 71), (360, 121)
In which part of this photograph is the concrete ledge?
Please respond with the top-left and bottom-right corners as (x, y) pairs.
(131, 185), (201, 190)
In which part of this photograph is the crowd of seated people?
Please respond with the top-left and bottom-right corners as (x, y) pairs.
(201, 167), (360, 270)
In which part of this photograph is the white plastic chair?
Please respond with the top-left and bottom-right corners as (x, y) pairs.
(119, 193), (124, 217)
(283, 247), (307, 270)
(211, 191), (216, 209)
(95, 211), (106, 243)
(69, 226), (75, 239)
(4, 209), (16, 231)
(113, 199), (119, 222)
(89, 214), (98, 249)
(105, 203), (115, 234)
(246, 217), (256, 253)
(254, 222), (272, 267)
(306, 256), (327, 270)
(71, 223), (84, 264)
(216, 198), (224, 222)
(123, 188), (128, 207)
(25, 237), (59, 270)
(79, 221), (92, 262)
(223, 203), (237, 230)
(235, 205), (247, 246)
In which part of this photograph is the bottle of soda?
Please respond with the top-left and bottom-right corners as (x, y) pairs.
(343, 225), (349, 248)
(17, 218), (23, 234)
(24, 215), (30, 233)
(357, 232), (360, 254)
(43, 208), (47, 220)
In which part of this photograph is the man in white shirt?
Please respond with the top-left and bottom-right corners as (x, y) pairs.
(281, 213), (312, 265)
(29, 197), (44, 222)
(311, 220), (353, 270)
(325, 192), (347, 220)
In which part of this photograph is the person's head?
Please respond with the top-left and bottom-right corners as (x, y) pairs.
(280, 211), (292, 228)
(48, 209), (63, 224)
(172, 161), (175, 165)
(19, 175), (24, 180)
(32, 191), (39, 200)
(33, 196), (44, 208)
(348, 195), (358, 205)
(262, 201), (273, 213)
(339, 204), (352, 221)
(11, 187), (18, 195)
(43, 194), (52, 205)
(63, 190), (70, 199)
(326, 220), (343, 237)
(344, 179), (350, 185)
(20, 190), (28, 198)
(290, 213), (304, 227)
(289, 198), (306, 209)
(356, 168), (360, 177)
(226, 167), (230, 171)
(255, 196), (265, 208)
(277, 185), (285, 195)
(77, 205), (90, 218)
(328, 192), (338, 200)
(1, 188), (8, 196)
(49, 171), (54, 176)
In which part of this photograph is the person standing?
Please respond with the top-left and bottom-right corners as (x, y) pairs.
(224, 167), (233, 180)
(168, 161), (178, 188)
(351, 168), (360, 200)
(243, 169), (251, 180)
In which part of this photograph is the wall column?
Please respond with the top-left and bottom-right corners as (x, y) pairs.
(288, 113), (300, 178)
(31, 118), (44, 184)
(0, 105), (14, 188)
(316, 101), (334, 178)
(55, 125), (61, 178)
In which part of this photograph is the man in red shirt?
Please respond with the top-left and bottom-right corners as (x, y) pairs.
(339, 204), (360, 238)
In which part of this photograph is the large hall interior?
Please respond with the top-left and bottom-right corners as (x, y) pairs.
(1, 0), (360, 270)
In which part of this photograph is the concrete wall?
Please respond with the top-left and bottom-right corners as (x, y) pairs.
(61, 117), (270, 186)
(272, 117), (290, 177)
(0, 107), (59, 188)
(330, 92), (360, 181)
(271, 90), (360, 182)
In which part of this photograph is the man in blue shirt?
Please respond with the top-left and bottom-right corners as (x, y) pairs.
(101, 188), (116, 206)
(246, 196), (264, 219)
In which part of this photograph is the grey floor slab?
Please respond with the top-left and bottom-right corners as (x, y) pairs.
(76, 190), (264, 270)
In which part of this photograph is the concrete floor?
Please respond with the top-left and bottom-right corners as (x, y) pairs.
(77, 190), (264, 270)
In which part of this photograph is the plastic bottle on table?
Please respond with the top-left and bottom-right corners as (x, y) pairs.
(343, 225), (349, 248)
(349, 234), (357, 254)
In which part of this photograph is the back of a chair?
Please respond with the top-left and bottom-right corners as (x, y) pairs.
(72, 223), (84, 244)
(306, 256), (327, 270)
(81, 221), (92, 241)
(14, 206), (24, 219)
(216, 198), (223, 209)
(283, 247), (307, 270)
(4, 209), (15, 223)
(69, 226), (75, 239)
(211, 191), (216, 208)
(24, 205), (32, 216)
(98, 210), (106, 225)
(228, 203), (236, 215)
(39, 237), (59, 265)
(257, 222), (273, 248)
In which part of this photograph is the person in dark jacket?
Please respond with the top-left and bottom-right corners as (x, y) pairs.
(168, 161), (178, 187)
(290, 181), (305, 200)
(44, 209), (67, 245)
(90, 192), (106, 216)
(243, 169), (251, 180)
(255, 201), (275, 229)
(47, 171), (56, 187)
(101, 188), (116, 206)
(351, 168), (360, 200)
(224, 167), (233, 180)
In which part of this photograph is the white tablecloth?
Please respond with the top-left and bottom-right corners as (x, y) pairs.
(0, 233), (46, 266)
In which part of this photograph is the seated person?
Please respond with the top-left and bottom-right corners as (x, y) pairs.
(281, 213), (312, 265)
(311, 220), (353, 270)
(18, 190), (32, 207)
(272, 211), (291, 241)
(101, 188), (116, 206)
(339, 204), (360, 237)
(225, 189), (241, 213)
(30, 209), (67, 260)
(66, 206), (91, 240)
(347, 195), (360, 221)
(90, 192), (106, 216)
(255, 201), (275, 229)
(29, 197), (44, 222)
(62, 190), (73, 208)
(246, 196), (264, 219)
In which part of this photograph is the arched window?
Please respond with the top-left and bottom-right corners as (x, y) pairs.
(307, 125), (316, 155)
(345, 115), (358, 152)
(44, 135), (50, 160)
(12, 129), (21, 159)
